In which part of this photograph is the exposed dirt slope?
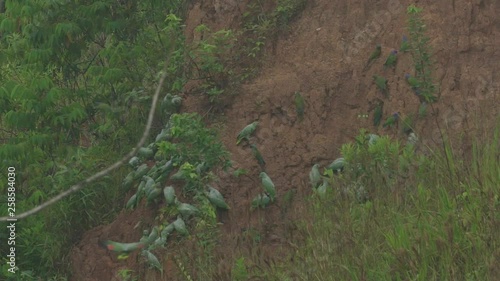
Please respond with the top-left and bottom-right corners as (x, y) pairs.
(70, 0), (499, 280)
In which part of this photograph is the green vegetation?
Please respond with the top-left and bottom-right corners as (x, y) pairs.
(242, 0), (307, 59)
(406, 4), (438, 103)
(0, 0), (188, 279)
(117, 269), (138, 281)
(370, 5), (440, 136)
(261, 127), (500, 280)
(187, 25), (237, 103)
(114, 112), (230, 276)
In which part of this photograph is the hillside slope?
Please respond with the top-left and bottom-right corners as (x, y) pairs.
(70, 0), (499, 280)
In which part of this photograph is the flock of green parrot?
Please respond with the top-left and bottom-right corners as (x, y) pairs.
(235, 121), (278, 209)
(102, 34), (427, 273)
(101, 117), (235, 272)
(309, 157), (346, 196)
(220, 36), (423, 218)
(367, 36), (426, 134)
(105, 118), (278, 265)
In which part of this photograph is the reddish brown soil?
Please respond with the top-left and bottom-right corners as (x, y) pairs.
(70, 0), (500, 280)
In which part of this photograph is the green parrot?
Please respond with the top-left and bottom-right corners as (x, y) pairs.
(146, 187), (162, 203)
(404, 73), (420, 89)
(173, 216), (189, 236)
(135, 181), (146, 202)
(134, 163), (149, 180)
(315, 179), (328, 196)
(383, 112), (400, 128)
(161, 93), (182, 115)
(140, 227), (159, 245)
(250, 144), (266, 169)
(367, 134), (380, 146)
(195, 162), (210, 176)
(143, 176), (156, 194)
(137, 147), (154, 159)
(236, 121), (258, 145)
(152, 236), (167, 249)
(309, 164), (321, 189)
(155, 128), (171, 142)
(160, 223), (175, 239)
(153, 159), (174, 181)
(326, 157), (345, 173)
(143, 250), (163, 271)
(206, 185), (230, 210)
(364, 44), (382, 70)
(294, 91), (305, 121)
(259, 172), (276, 200)
(163, 185), (176, 205)
(122, 171), (135, 189)
(373, 102), (384, 127)
(126, 194), (138, 209)
(400, 36), (410, 52)
(251, 193), (271, 210)
(373, 75), (388, 96)
(170, 168), (186, 181)
(383, 50), (398, 69)
(128, 157), (140, 168)
(177, 202), (199, 218)
(99, 240), (146, 253)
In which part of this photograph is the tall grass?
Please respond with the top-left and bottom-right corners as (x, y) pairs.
(262, 126), (499, 280)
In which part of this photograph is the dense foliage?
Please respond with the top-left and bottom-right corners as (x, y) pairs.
(0, 0), (188, 279)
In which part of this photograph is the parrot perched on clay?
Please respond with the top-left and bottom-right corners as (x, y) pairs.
(206, 185), (230, 210)
(143, 250), (163, 271)
(384, 50), (398, 69)
(367, 134), (380, 146)
(400, 35), (410, 52)
(163, 185), (176, 205)
(236, 121), (258, 145)
(251, 193), (271, 210)
(326, 157), (345, 173)
(128, 156), (140, 168)
(161, 94), (182, 115)
(309, 164), (321, 189)
(173, 216), (189, 236)
(373, 75), (388, 96)
(404, 73), (420, 89)
(364, 44), (382, 70)
(315, 179), (328, 196)
(259, 172), (276, 201)
(250, 144), (266, 169)
(177, 203), (199, 218)
(373, 102), (384, 127)
(383, 112), (400, 128)
(155, 128), (171, 143)
(294, 91), (305, 121)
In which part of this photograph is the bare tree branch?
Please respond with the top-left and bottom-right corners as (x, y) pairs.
(0, 64), (169, 222)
